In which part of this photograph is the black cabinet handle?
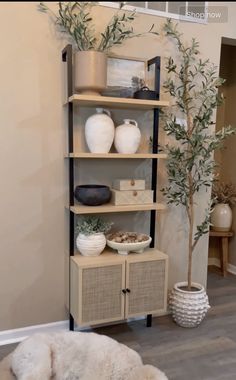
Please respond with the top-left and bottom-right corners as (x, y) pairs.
(126, 288), (131, 293)
(122, 289), (126, 294)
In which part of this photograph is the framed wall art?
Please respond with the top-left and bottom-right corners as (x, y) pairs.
(102, 55), (148, 98)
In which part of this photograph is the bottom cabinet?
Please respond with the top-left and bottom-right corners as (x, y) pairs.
(70, 250), (168, 327)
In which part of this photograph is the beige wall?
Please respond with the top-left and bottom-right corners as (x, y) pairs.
(210, 43), (236, 265)
(1, 2), (236, 331)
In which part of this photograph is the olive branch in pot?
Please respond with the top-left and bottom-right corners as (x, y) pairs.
(38, 2), (159, 52)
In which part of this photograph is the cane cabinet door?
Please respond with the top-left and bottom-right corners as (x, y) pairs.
(125, 254), (168, 318)
(71, 257), (125, 326)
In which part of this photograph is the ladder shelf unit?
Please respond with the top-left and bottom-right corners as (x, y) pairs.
(62, 45), (169, 331)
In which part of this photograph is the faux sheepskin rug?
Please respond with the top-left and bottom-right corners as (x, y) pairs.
(10, 331), (168, 380)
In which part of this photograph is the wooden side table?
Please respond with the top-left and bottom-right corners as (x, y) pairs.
(209, 230), (234, 276)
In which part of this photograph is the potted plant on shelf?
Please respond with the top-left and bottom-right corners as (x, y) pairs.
(161, 19), (235, 328)
(211, 181), (236, 232)
(76, 216), (112, 257)
(38, 2), (158, 95)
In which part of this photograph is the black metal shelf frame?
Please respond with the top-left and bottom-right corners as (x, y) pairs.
(62, 45), (161, 331)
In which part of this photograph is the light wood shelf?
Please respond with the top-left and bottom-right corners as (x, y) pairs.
(71, 248), (168, 266)
(69, 202), (166, 215)
(65, 152), (167, 159)
(68, 94), (169, 110)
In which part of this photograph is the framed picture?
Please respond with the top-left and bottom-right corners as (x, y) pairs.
(102, 55), (147, 98)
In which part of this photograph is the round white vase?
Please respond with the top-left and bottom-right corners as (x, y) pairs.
(169, 282), (210, 328)
(114, 119), (141, 154)
(211, 203), (232, 232)
(85, 108), (115, 153)
(76, 233), (106, 256)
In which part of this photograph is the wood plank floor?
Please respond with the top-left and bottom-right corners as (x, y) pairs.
(1, 268), (236, 380)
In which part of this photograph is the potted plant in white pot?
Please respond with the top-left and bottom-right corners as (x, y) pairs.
(161, 20), (235, 328)
(76, 216), (112, 256)
(38, 2), (158, 95)
(211, 181), (236, 231)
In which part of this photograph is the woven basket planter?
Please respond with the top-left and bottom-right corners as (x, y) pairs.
(169, 282), (210, 328)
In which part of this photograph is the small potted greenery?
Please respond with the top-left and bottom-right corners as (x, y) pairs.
(38, 2), (158, 95)
(76, 216), (112, 256)
(211, 181), (236, 231)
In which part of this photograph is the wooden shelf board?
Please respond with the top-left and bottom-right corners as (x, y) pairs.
(209, 230), (234, 237)
(68, 94), (169, 109)
(71, 248), (168, 266)
(69, 203), (166, 214)
(65, 152), (167, 159)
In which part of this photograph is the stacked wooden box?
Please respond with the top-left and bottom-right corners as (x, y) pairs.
(111, 179), (153, 205)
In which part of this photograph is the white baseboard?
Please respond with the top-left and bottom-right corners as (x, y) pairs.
(0, 320), (69, 346)
(208, 258), (236, 275)
(208, 258), (221, 267)
(0, 312), (170, 347)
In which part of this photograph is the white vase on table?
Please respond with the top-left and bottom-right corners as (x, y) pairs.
(211, 203), (232, 232)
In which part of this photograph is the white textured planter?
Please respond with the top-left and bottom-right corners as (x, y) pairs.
(114, 119), (141, 154)
(169, 282), (210, 328)
(76, 233), (106, 257)
(211, 203), (232, 232)
(85, 108), (115, 153)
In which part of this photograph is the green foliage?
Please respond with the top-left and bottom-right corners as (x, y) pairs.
(76, 216), (112, 236)
(38, 2), (158, 51)
(161, 19), (236, 286)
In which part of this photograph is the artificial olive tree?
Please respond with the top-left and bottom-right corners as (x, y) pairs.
(162, 19), (235, 290)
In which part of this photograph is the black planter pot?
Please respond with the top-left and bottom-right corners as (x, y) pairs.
(74, 185), (111, 206)
(133, 86), (158, 100)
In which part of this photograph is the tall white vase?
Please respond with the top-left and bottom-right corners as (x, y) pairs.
(114, 119), (141, 154)
(85, 108), (115, 153)
(211, 203), (232, 232)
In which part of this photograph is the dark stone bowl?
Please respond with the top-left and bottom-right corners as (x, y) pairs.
(74, 185), (111, 206)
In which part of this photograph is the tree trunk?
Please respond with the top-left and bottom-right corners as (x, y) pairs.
(188, 214), (193, 290)
(187, 175), (194, 291)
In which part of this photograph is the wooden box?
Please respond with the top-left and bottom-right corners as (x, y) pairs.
(113, 179), (145, 191)
(111, 189), (153, 205)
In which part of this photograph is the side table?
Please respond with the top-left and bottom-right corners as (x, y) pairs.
(209, 230), (234, 277)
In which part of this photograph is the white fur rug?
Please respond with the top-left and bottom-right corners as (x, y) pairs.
(11, 331), (168, 380)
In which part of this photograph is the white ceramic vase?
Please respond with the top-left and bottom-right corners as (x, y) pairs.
(211, 203), (232, 232)
(76, 233), (106, 257)
(169, 282), (210, 328)
(85, 108), (115, 153)
(114, 119), (141, 154)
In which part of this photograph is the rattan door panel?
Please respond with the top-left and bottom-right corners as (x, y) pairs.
(126, 259), (166, 317)
(80, 263), (125, 325)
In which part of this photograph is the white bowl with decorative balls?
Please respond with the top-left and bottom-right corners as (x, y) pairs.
(106, 231), (152, 255)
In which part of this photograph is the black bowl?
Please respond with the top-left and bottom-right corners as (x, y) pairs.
(74, 185), (111, 206)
